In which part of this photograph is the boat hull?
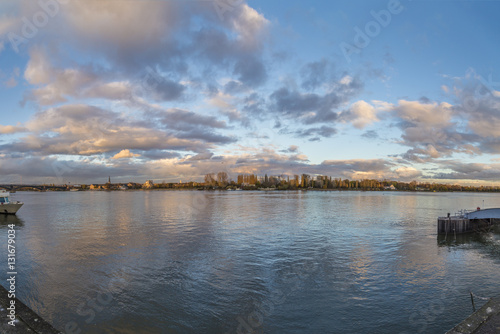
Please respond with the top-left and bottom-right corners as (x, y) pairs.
(0, 203), (23, 214)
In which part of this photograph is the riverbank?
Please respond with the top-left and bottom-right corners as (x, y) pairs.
(0, 285), (61, 333)
(5, 187), (500, 194)
(447, 298), (500, 333)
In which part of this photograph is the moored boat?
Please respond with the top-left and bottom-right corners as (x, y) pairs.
(0, 190), (23, 214)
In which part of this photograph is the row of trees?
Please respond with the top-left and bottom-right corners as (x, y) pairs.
(202, 172), (500, 192)
(204, 172), (230, 187)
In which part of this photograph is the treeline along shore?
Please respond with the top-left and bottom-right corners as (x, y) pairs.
(4, 172), (500, 193)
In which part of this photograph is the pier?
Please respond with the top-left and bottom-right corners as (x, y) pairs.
(437, 208), (500, 235)
(446, 298), (500, 333)
(0, 285), (61, 333)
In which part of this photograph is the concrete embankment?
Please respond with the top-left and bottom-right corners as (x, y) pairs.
(446, 298), (500, 334)
(0, 284), (61, 333)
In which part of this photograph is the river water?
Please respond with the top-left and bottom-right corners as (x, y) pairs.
(1, 190), (500, 333)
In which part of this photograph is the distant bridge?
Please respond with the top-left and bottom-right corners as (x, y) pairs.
(0, 184), (69, 191)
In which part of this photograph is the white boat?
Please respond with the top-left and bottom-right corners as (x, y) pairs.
(0, 190), (23, 214)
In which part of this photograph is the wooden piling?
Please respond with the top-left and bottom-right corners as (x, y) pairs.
(438, 216), (499, 234)
(438, 217), (471, 234)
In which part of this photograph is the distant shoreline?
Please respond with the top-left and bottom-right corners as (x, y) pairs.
(7, 188), (500, 194)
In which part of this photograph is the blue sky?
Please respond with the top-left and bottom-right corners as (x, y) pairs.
(1, 0), (500, 185)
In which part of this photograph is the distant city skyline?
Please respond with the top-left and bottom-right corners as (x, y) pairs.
(1, 0), (500, 185)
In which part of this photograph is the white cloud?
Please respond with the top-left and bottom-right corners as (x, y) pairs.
(342, 100), (379, 129)
(339, 75), (353, 85)
(395, 100), (452, 126)
(0, 125), (27, 134)
(112, 149), (140, 160)
(394, 166), (421, 180)
(24, 48), (54, 85)
(231, 4), (269, 51)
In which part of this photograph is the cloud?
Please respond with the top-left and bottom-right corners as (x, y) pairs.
(22, 47), (190, 106)
(62, 0), (181, 63)
(0, 154), (154, 184)
(394, 166), (421, 180)
(148, 108), (229, 131)
(233, 56), (267, 87)
(386, 73), (500, 163)
(300, 58), (330, 91)
(184, 152), (214, 161)
(0, 104), (230, 156)
(462, 97), (500, 139)
(147, 76), (186, 102)
(208, 91), (251, 127)
(280, 145), (299, 153)
(12, 0), (270, 106)
(23, 48), (119, 105)
(0, 15), (17, 35)
(320, 159), (421, 181)
(430, 160), (500, 182)
(0, 15), (18, 51)
(139, 150), (182, 161)
(269, 88), (339, 124)
(57, 0), (270, 75)
(294, 126), (337, 141)
(223, 80), (248, 94)
(24, 47), (56, 85)
(395, 100), (453, 126)
(339, 100), (379, 129)
(84, 81), (133, 100)
(112, 149), (140, 160)
(0, 125), (27, 134)
(269, 75), (363, 124)
(229, 3), (269, 51)
(362, 130), (378, 139)
(387, 99), (482, 162)
(0, 139), (422, 184)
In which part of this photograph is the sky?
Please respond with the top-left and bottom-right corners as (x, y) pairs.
(1, 0), (500, 185)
